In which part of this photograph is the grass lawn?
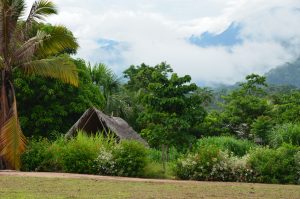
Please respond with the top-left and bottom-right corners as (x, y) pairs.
(0, 175), (299, 199)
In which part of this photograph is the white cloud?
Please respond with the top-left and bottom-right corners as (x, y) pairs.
(25, 0), (300, 85)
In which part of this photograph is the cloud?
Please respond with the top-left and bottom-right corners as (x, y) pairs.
(25, 0), (300, 85)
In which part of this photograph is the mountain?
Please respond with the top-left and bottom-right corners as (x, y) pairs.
(266, 58), (300, 88)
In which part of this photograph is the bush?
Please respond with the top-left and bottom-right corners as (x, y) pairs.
(268, 123), (300, 148)
(174, 145), (256, 182)
(96, 140), (148, 177)
(248, 144), (299, 184)
(22, 132), (116, 174)
(113, 140), (148, 177)
(21, 138), (63, 171)
(21, 138), (50, 171)
(61, 132), (115, 174)
(195, 136), (256, 157)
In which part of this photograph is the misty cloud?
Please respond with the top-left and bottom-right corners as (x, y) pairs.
(25, 0), (300, 85)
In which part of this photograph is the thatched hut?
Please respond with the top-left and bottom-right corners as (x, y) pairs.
(65, 108), (148, 146)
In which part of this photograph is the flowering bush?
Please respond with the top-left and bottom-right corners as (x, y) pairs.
(96, 140), (148, 177)
(174, 145), (256, 182)
(96, 147), (116, 175)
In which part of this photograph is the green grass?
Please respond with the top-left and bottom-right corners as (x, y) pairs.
(1, 176), (300, 199)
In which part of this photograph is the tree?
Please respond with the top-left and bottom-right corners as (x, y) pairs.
(270, 89), (300, 124)
(89, 63), (133, 119)
(15, 59), (104, 139)
(220, 74), (270, 139)
(0, 0), (78, 169)
(124, 63), (207, 149)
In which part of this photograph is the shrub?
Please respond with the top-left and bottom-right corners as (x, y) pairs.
(21, 138), (51, 171)
(96, 140), (148, 177)
(195, 136), (256, 157)
(113, 140), (148, 177)
(248, 144), (299, 184)
(60, 132), (115, 174)
(268, 123), (300, 148)
(96, 146), (116, 176)
(174, 145), (256, 182)
(21, 138), (63, 171)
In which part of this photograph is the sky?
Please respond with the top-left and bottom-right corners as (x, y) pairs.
(26, 0), (300, 85)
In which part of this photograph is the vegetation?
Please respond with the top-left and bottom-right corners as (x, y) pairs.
(194, 136), (256, 157)
(0, 0), (78, 169)
(1, 0), (299, 191)
(124, 63), (207, 148)
(21, 132), (148, 177)
(15, 59), (104, 138)
(248, 144), (300, 184)
(17, 58), (300, 184)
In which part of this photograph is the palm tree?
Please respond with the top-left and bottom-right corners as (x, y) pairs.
(0, 0), (79, 169)
(88, 63), (133, 118)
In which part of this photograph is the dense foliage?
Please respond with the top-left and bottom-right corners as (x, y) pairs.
(15, 59), (104, 138)
(9, 1), (299, 183)
(21, 133), (148, 177)
(248, 144), (299, 184)
(124, 63), (207, 148)
(195, 136), (256, 157)
(0, 0), (79, 169)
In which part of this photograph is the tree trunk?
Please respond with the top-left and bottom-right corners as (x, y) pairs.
(0, 70), (11, 170)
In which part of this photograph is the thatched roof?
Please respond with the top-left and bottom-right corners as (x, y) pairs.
(65, 108), (148, 146)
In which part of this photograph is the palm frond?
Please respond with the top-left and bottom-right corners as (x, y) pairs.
(26, 0), (57, 23)
(13, 30), (48, 65)
(22, 56), (79, 86)
(37, 25), (78, 57)
(0, 89), (26, 170)
(0, 56), (4, 69)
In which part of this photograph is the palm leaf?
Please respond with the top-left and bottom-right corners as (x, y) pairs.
(37, 25), (79, 57)
(13, 30), (48, 64)
(22, 56), (79, 86)
(0, 91), (26, 170)
(26, 0), (57, 23)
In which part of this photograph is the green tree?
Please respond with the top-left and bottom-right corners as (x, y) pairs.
(270, 90), (300, 124)
(124, 63), (207, 148)
(220, 74), (270, 139)
(15, 59), (105, 138)
(0, 0), (78, 169)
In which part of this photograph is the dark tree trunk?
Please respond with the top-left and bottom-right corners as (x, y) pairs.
(0, 70), (12, 170)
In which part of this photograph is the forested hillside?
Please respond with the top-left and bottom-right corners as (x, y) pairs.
(266, 58), (300, 87)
